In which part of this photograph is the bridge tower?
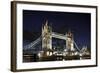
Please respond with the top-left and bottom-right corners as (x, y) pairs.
(66, 31), (74, 52)
(42, 21), (52, 51)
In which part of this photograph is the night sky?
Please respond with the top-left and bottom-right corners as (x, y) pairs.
(23, 10), (91, 49)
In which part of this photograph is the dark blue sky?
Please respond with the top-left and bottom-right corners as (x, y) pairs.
(23, 10), (91, 49)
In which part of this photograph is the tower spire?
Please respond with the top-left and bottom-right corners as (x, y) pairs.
(45, 20), (48, 26)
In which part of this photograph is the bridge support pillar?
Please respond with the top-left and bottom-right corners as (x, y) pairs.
(42, 21), (52, 51)
(66, 31), (75, 55)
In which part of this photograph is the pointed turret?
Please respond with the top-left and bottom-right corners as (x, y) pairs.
(45, 20), (48, 26)
(67, 30), (73, 39)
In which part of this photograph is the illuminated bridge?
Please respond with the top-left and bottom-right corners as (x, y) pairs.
(23, 21), (90, 62)
(24, 32), (81, 52)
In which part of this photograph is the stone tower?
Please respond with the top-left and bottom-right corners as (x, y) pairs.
(66, 31), (74, 51)
(42, 21), (52, 51)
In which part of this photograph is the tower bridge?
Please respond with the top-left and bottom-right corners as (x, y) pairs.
(23, 21), (90, 61)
